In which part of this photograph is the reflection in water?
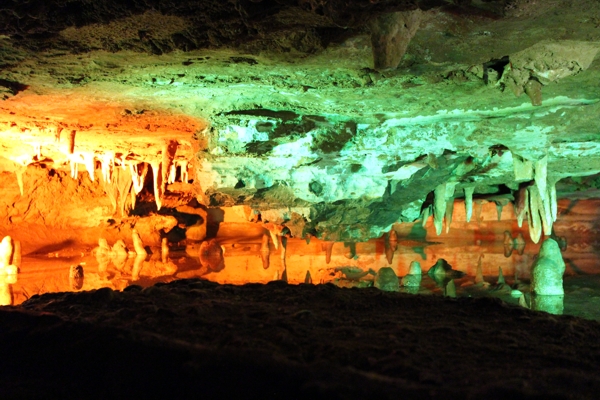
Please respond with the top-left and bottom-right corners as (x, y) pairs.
(4, 199), (600, 321)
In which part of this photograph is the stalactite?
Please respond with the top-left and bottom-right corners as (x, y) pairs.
(464, 187), (474, 223)
(385, 229), (398, 264)
(101, 152), (114, 184)
(168, 163), (177, 184)
(444, 198), (454, 233)
(82, 152), (95, 182)
(433, 183), (446, 235)
(161, 140), (178, 194)
(150, 161), (162, 210)
(514, 183), (529, 228)
(260, 234), (270, 269)
(549, 178), (559, 222)
(130, 163), (148, 195)
(421, 205), (431, 228)
(322, 241), (335, 264)
(527, 186), (542, 244)
(55, 126), (63, 143)
(180, 160), (189, 183)
(534, 155), (548, 202)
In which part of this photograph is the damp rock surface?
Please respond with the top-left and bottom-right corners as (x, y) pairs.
(2, 279), (600, 399)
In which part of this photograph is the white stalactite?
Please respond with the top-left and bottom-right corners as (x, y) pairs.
(82, 152), (95, 182)
(130, 163), (148, 195)
(549, 178), (559, 222)
(421, 205), (431, 228)
(444, 182), (457, 233)
(515, 185), (529, 228)
(433, 183), (446, 236)
(180, 160), (189, 183)
(534, 155), (548, 202)
(269, 229), (279, 250)
(527, 186), (543, 244)
(464, 187), (475, 223)
(150, 161), (162, 210)
(101, 152), (114, 183)
(168, 163), (177, 184)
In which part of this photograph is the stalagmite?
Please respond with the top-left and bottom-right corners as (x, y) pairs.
(260, 234), (270, 269)
(475, 256), (485, 284)
(281, 267), (288, 283)
(433, 183), (446, 235)
(180, 160), (189, 183)
(161, 238), (169, 263)
(0, 236), (13, 267)
(150, 161), (162, 210)
(131, 163), (149, 194)
(531, 238), (565, 295)
(322, 241), (335, 264)
(534, 155), (548, 202)
(304, 270), (312, 284)
(401, 261), (422, 287)
(374, 267), (400, 292)
(464, 187), (475, 223)
(280, 236), (287, 270)
(514, 184), (529, 228)
(445, 280), (456, 297)
(497, 267), (505, 285)
(132, 229), (147, 256)
(512, 154), (533, 181)
(527, 186), (543, 244)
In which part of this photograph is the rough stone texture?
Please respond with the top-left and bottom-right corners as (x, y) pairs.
(3, 279), (600, 399)
(373, 266), (399, 291)
(1, 0), (600, 244)
(531, 238), (566, 295)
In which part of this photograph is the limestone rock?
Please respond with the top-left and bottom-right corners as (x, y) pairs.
(401, 261), (422, 287)
(531, 238), (565, 295)
(374, 267), (399, 292)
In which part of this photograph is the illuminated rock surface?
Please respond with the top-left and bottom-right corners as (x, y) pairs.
(2, 0), (600, 397)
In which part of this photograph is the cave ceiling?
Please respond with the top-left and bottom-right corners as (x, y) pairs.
(1, 0), (600, 241)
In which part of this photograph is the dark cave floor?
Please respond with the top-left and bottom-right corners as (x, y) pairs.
(2, 279), (600, 399)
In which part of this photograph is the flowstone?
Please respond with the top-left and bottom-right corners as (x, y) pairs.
(530, 238), (565, 296)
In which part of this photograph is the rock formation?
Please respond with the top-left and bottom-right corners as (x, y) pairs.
(530, 238), (566, 296)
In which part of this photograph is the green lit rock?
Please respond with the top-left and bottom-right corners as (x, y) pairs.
(400, 261), (422, 287)
(531, 295), (564, 315)
(530, 238), (565, 296)
(374, 267), (399, 292)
